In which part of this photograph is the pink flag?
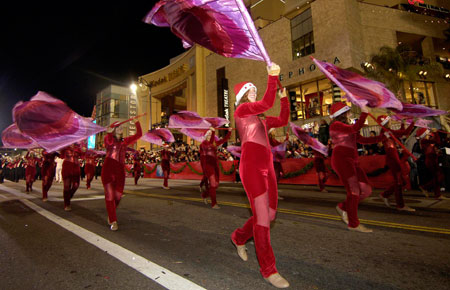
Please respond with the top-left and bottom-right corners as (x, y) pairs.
(312, 58), (403, 111)
(204, 117), (229, 128)
(227, 145), (241, 158)
(141, 128), (175, 146)
(144, 0), (272, 64)
(1, 124), (39, 149)
(290, 122), (328, 157)
(180, 128), (220, 142)
(271, 142), (286, 161)
(13, 91), (106, 152)
(391, 115), (433, 129)
(394, 102), (447, 118)
(168, 111), (212, 129)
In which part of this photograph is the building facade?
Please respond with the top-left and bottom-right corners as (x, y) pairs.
(95, 85), (138, 149)
(136, 46), (212, 150)
(205, 0), (450, 138)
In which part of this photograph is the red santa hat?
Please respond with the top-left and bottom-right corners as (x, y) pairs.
(377, 115), (391, 126)
(416, 128), (430, 139)
(234, 81), (256, 106)
(162, 141), (169, 147)
(329, 102), (350, 119)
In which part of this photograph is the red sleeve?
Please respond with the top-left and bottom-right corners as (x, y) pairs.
(392, 122), (415, 138)
(266, 97), (290, 129)
(330, 112), (368, 135)
(234, 75), (278, 118)
(123, 121), (143, 146)
(269, 136), (282, 147)
(215, 130), (232, 146)
(209, 130), (216, 145)
(104, 133), (114, 147)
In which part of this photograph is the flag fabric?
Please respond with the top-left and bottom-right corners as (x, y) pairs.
(290, 122), (328, 157)
(144, 0), (272, 64)
(226, 145), (241, 158)
(168, 111), (212, 129)
(1, 124), (39, 149)
(141, 128), (175, 146)
(204, 117), (229, 128)
(271, 142), (286, 161)
(391, 115), (433, 129)
(179, 128), (220, 142)
(12, 91), (106, 152)
(394, 102), (447, 118)
(312, 58), (403, 111)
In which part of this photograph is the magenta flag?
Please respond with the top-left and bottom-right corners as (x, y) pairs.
(204, 117), (229, 128)
(1, 124), (39, 149)
(227, 145), (241, 158)
(168, 111), (212, 129)
(290, 122), (328, 157)
(144, 0), (272, 64)
(12, 91), (106, 152)
(271, 142), (286, 161)
(391, 115), (433, 129)
(312, 58), (403, 111)
(141, 128), (175, 146)
(394, 102), (447, 118)
(179, 128), (220, 142)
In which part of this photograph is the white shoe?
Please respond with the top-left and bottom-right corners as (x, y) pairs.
(379, 194), (391, 208)
(212, 204), (220, 209)
(231, 239), (248, 261)
(278, 196), (284, 200)
(264, 273), (290, 288)
(336, 205), (348, 225)
(199, 185), (203, 193)
(348, 224), (372, 233)
(110, 221), (118, 231)
(397, 205), (416, 212)
(162, 186), (170, 190)
(64, 206), (72, 212)
(203, 198), (208, 205)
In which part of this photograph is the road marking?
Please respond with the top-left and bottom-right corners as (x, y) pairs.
(0, 184), (206, 290)
(124, 190), (450, 235)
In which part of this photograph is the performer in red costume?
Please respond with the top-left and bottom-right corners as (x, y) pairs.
(268, 128), (289, 200)
(376, 115), (416, 211)
(417, 128), (447, 199)
(313, 150), (329, 192)
(133, 152), (142, 185)
(230, 63), (290, 289)
(24, 151), (39, 193)
(160, 142), (173, 190)
(61, 144), (83, 211)
(330, 102), (383, 233)
(102, 121), (142, 231)
(199, 127), (232, 208)
(84, 150), (97, 189)
(41, 151), (58, 201)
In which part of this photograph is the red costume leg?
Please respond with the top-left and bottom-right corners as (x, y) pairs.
(134, 170), (140, 185)
(85, 164), (95, 189)
(63, 177), (72, 207)
(163, 169), (169, 187)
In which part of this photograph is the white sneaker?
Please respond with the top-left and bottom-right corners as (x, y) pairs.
(162, 186), (170, 190)
(110, 221), (118, 231)
(264, 273), (290, 288)
(379, 194), (391, 208)
(212, 204), (220, 209)
(348, 224), (373, 233)
(397, 205), (416, 212)
(336, 205), (348, 225)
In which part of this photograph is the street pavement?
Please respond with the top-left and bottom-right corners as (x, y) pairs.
(0, 177), (449, 290)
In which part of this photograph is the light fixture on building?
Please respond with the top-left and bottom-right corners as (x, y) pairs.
(418, 70), (427, 79)
(445, 73), (450, 80)
(130, 83), (137, 94)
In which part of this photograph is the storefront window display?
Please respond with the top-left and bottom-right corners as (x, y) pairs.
(404, 81), (436, 107)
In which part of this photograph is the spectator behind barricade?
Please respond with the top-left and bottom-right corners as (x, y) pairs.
(318, 119), (329, 146)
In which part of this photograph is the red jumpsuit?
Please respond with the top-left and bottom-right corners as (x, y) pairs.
(313, 150), (328, 192)
(330, 113), (383, 228)
(85, 151), (97, 189)
(160, 148), (173, 188)
(199, 130), (232, 207)
(379, 123), (415, 208)
(133, 154), (142, 185)
(231, 75), (289, 278)
(61, 145), (82, 209)
(24, 152), (39, 192)
(420, 133), (443, 197)
(41, 151), (57, 200)
(101, 122), (142, 223)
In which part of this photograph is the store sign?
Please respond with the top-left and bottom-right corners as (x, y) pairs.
(129, 95), (138, 135)
(147, 64), (188, 88)
(281, 57), (341, 81)
(223, 89), (230, 127)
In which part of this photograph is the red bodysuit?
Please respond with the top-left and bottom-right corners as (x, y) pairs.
(420, 133), (443, 197)
(24, 151), (39, 192)
(199, 130), (232, 207)
(231, 75), (289, 278)
(61, 145), (83, 209)
(133, 154), (142, 185)
(379, 123), (414, 208)
(85, 151), (97, 189)
(41, 151), (57, 199)
(101, 121), (142, 224)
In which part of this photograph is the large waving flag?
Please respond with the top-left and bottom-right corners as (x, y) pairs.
(12, 91), (106, 152)
(141, 128), (175, 146)
(312, 57), (403, 111)
(394, 102), (447, 118)
(1, 124), (39, 149)
(144, 0), (272, 64)
(290, 123), (328, 157)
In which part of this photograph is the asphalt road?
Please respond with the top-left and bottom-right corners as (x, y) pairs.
(0, 178), (449, 290)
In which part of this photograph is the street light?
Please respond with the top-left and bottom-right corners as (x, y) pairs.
(130, 83), (137, 94)
(138, 77), (153, 149)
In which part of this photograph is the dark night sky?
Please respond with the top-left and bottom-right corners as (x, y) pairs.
(0, 2), (185, 140)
